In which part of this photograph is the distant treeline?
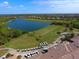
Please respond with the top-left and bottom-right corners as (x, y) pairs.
(51, 20), (79, 29)
(1, 14), (79, 20)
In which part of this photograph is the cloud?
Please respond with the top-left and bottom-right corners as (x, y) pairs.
(0, 1), (25, 8)
(19, 5), (24, 8)
(50, 1), (79, 8)
(32, 0), (79, 13)
(33, 0), (79, 8)
(33, 1), (49, 5)
(3, 1), (8, 5)
(0, 1), (12, 8)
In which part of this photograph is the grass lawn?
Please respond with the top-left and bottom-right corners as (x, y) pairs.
(5, 25), (64, 49)
(25, 19), (53, 22)
(33, 25), (64, 43)
(26, 19), (71, 23)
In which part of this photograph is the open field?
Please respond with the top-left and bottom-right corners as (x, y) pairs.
(5, 25), (64, 49)
(25, 19), (53, 22)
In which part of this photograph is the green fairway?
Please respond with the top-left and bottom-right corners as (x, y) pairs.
(5, 25), (64, 49)
(25, 19), (53, 22)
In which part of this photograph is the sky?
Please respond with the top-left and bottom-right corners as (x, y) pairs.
(0, 0), (79, 14)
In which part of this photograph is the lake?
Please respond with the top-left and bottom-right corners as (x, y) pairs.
(7, 19), (51, 32)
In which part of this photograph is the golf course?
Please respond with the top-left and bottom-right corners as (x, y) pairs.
(0, 16), (79, 56)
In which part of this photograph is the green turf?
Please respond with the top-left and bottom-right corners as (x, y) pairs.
(25, 19), (53, 22)
(5, 25), (64, 49)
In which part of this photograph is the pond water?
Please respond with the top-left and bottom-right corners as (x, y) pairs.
(7, 19), (51, 32)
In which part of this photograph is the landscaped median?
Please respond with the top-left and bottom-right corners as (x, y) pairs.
(5, 25), (64, 49)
